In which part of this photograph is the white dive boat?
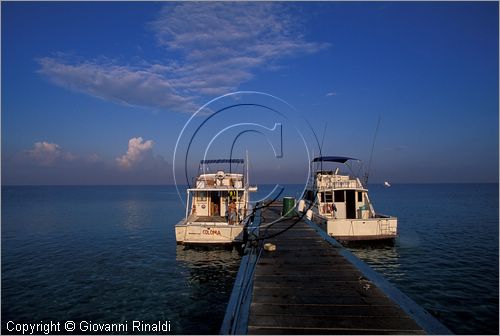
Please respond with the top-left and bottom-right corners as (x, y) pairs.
(302, 156), (397, 242)
(175, 159), (257, 245)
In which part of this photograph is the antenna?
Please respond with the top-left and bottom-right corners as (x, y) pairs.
(320, 122), (327, 155)
(245, 149), (249, 188)
(319, 122), (327, 173)
(364, 114), (381, 186)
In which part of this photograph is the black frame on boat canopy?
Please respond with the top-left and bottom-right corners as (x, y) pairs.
(312, 156), (359, 163)
(200, 159), (244, 164)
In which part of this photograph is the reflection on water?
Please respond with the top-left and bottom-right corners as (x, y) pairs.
(175, 245), (242, 334)
(346, 242), (406, 281)
(121, 200), (144, 232)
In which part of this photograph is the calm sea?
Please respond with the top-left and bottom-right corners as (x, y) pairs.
(2, 184), (498, 334)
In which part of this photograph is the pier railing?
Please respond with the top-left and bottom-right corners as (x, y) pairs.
(220, 206), (262, 335)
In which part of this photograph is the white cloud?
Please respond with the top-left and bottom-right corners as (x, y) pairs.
(116, 137), (154, 169)
(37, 3), (328, 113)
(326, 92), (337, 97)
(37, 57), (200, 113)
(26, 141), (75, 167)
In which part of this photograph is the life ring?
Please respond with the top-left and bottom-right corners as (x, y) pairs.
(201, 204), (206, 209)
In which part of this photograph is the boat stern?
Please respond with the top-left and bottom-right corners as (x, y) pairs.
(175, 222), (245, 245)
(327, 216), (398, 242)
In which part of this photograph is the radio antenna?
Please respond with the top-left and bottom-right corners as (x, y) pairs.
(364, 115), (381, 186)
(320, 122), (327, 155)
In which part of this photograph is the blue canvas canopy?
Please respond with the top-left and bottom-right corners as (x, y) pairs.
(200, 159), (244, 164)
(312, 156), (358, 163)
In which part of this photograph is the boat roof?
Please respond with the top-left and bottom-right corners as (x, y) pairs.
(188, 188), (246, 192)
(312, 156), (358, 163)
(200, 159), (244, 164)
(199, 173), (243, 177)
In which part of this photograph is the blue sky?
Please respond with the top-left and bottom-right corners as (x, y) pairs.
(2, 1), (498, 185)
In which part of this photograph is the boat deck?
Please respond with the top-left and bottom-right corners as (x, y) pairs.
(222, 201), (450, 334)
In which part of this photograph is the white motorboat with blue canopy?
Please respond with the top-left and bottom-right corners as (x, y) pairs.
(301, 156), (397, 242)
(175, 158), (257, 245)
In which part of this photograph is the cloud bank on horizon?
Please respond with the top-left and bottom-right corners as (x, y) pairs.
(5, 137), (169, 185)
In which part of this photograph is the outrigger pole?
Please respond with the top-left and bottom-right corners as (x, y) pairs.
(364, 114), (381, 186)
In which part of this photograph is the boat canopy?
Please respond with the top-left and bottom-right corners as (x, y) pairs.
(200, 159), (244, 164)
(312, 156), (358, 163)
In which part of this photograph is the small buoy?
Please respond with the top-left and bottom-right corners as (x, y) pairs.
(297, 199), (305, 212)
(264, 243), (276, 252)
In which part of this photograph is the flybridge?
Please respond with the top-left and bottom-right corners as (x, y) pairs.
(200, 159), (244, 164)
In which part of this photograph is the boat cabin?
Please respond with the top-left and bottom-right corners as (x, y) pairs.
(303, 156), (376, 221)
(186, 171), (249, 223)
(309, 170), (374, 220)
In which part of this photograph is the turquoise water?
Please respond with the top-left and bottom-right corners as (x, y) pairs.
(2, 184), (498, 334)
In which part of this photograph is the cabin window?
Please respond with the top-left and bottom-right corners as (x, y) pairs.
(334, 190), (344, 202)
(324, 192), (333, 203)
(197, 191), (207, 201)
(357, 192), (363, 202)
(320, 192), (325, 203)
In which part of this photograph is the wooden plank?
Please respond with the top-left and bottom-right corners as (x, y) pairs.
(259, 253), (351, 261)
(252, 294), (396, 306)
(249, 303), (412, 317)
(255, 263), (358, 271)
(252, 286), (386, 298)
(254, 267), (362, 276)
(254, 271), (376, 285)
(248, 314), (422, 330)
(248, 326), (425, 335)
(256, 259), (355, 266)
(253, 280), (375, 289)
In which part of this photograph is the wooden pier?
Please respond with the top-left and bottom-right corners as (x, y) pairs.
(221, 201), (451, 335)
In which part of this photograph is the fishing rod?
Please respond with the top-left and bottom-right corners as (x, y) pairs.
(364, 114), (381, 186)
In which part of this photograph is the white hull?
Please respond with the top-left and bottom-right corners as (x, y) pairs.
(313, 214), (397, 242)
(175, 222), (245, 244)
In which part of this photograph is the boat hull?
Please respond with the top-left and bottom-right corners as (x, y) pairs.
(314, 216), (397, 242)
(175, 223), (245, 245)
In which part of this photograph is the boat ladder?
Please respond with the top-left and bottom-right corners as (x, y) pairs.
(379, 220), (392, 235)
